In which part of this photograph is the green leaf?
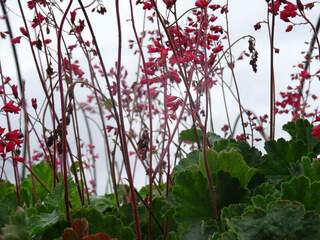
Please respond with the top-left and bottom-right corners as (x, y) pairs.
(260, 138), (308, 177)
(167, 232), (179, 240)
(283, 119), (319, 152)
(119, 227), (134, 240)
(1, 208), (31, 240)
(254, 182), (279, 196)
(74, 207), (134, 240)
(90, 195), (117, 213)
(227, 200), (306, 239)
(210, 231), (237, 240)
(20, 161), (53, 206)
(119, 203), (134, 226)
(102, 213), (134, 240)
(299, 157), (320, 182)
(179, 128), (202, 143)
(112, 184), (132, 205)
(214, 140), (263, 167)
(295, 211), (320, 239)
(281, 176), (320, 212)
(172, 169), (213, 223)
(103, 214), (125, 238)
(74, 208), (104, 234)
(216, 171), (248, 209)
(173, 151), (200, 175)
(179, 220), (217, 240)
(213, 139), (231, 152)
(28, 210), (60, 236)
(199, 149), (256, 188)
(1, 225), (31, 240)
(0, 181), (17, 227)
(39, 177), (80, 219)
(250, 193), (280, 210)
(220, 204), (246, 231)
(138, 184), (166, 199)
(0, 180), (16, 201)
(207, 132), (222, 146)
(40, 220), (68, 240)
(236, 142), (263, 167)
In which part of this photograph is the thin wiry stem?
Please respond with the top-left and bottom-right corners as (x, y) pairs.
(56, 0), (73, 224)
(127, 1), (153, 238)
(269, 0), (276, 140)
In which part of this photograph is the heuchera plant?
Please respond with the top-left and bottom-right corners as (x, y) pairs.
(0, 0), (319, 239)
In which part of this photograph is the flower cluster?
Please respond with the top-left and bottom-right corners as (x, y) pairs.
(0, 128), (24, 162)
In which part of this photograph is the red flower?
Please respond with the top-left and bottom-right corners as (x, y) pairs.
(2, 101), (20, 114)
(300, 70), (311, 79)
(20, 27), (29, 37)
(31, 13), (46, 28)
(4, 77), (11, 84)
(31, 98), (37, 110)
(254, 23), (261, 31)
(2, 129), (23, 155)
(70, 10), (76, 24)
(280, 3), (297, 22)
(13, 156), (25, 163)
(168, 70), (181, 84)
(106, 125), (114, 133)
(312, 125), (320, 140)
(43, 39), (52, 44)
(195, 0), (208, 8)
(208, 34), (219, 41)
(236, 134), (247, 142)
(6, 141), (16, 152)
(286, 25), (293, 32)
(254, 125), (264, 132)
(75, 20), (85, 34)
(11, 85), (18, 98)
(213, 45), (224, 54)
(63, 58), (84, 78)
(32, 151), (43, 161)
(221, 124), (229, 132)
(163, 0), (176, 8)
(211, 26), (223, 34)
(11, 36), (22, 45)
(165, 95), (183, 112)
(5, 129), (22, 144)
(27, 0), (36, 9)
(143, 1), (153, 10)
(209, 4), (220, 10)
(268, 0), (281, 14)
(27, 0), (47, 9)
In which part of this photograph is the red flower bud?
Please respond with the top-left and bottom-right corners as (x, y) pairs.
(31, 98), (38, 110)
(11, 36), (22, 45)
(70, 10), (76, 24)
(11, 85), (18, 98)
(195, 0), (208, 8)
(20, 27), (29, 37)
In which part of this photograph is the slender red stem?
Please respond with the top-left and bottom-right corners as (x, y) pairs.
(56, 0), (73, 224)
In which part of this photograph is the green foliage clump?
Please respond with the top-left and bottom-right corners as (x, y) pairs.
(1, 119), (320, 239)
